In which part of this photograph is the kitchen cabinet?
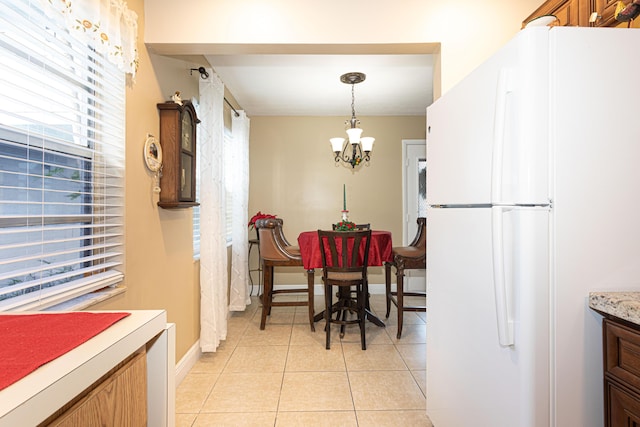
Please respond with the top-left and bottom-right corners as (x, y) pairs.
(523, 0), (627, 27)
(523, 0), (585, 27)
(45, 349), (147, 426)
(157, 101), (200, 209)
(0, 311), (174, 427)
(602, 317), (640, 426)
(592, 0), (622, 26)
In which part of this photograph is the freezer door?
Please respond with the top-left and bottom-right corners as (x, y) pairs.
(426, 28), (549, 207)
(426, 206), (550, 427)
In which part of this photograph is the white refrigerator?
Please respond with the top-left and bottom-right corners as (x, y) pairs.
(426, 26), (640, 427)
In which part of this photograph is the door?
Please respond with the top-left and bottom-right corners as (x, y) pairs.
(402, 139), (426, 291)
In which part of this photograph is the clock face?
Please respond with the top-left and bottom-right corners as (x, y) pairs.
(181, 111), (193, 151)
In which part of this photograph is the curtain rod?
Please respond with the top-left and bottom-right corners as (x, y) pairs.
(224, 97), (240, 117)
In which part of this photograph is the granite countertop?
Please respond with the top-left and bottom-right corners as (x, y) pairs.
(589, 292), (640, 325)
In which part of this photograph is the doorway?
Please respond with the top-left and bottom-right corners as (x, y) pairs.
(402, 139), (426, 291)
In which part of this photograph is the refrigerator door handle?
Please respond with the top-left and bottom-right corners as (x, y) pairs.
(491, 205), (515, 346)
(491, 68), (513, 205)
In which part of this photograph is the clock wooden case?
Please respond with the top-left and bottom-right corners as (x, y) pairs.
(157, 100), (200, 208)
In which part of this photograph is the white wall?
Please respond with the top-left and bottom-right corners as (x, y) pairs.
(143, 0), (543, 95)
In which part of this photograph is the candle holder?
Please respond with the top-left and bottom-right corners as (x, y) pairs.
(341, 210), (349, 222)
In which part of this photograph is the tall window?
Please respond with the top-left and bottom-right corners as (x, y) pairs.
(0, 0), (125, 311)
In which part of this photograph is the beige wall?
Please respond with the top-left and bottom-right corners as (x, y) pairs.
(249, 116), (426, 285)
(87, 0), (546, 363)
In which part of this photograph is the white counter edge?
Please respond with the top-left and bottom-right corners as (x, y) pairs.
(0, 310), (169, 426)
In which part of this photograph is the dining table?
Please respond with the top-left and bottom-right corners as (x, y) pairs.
(297, 230), (393, 327)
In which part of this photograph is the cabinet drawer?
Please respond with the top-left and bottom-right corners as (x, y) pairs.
(604, 318), (640, 390)
(606, 380), (640, 427)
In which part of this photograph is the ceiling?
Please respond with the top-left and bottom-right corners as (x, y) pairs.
(205, 53), (434, 117)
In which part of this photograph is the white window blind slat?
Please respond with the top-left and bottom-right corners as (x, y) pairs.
(0, 242), (122, 268)
(0, 250), (122, 284)
(0, 0), (125, 311)
(0, 260), (123, 297)
(0, 232), (121, 252)
(0, 270), (124, 312)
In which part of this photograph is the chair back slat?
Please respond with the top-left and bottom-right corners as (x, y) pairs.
(317, 229), (372, 281)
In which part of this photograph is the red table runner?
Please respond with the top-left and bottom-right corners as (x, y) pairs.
(297, 230), (393, 270)
(0, 312), (130, 391)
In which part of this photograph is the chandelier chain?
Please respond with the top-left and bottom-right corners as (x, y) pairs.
(351, 83), (356, 120)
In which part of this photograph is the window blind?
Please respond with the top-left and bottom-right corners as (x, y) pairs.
(0, 0), (125, 311)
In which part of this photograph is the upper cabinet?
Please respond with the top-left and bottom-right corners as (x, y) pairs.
(592, 0), (624, 26)
(523, 0), (586, 27)
(524, 0), (629, 27)
(157, 101), (200, 209)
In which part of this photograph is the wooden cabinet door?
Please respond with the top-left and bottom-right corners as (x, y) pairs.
(523, 0), (588, 27)
(593, 0), (623, 26)
(606, 380), (640, 427)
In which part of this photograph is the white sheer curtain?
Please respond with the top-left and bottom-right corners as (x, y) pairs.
(229, 111), (251, 311)
(38, 0), (138, 78)
(198, 70), (228, 352)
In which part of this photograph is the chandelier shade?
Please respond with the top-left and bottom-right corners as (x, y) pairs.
(330, 72), (375, 168)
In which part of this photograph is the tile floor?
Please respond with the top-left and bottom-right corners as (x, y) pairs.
(176, 294), (433, 427)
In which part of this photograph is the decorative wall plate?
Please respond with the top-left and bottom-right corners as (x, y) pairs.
(144, 134), (162, 172)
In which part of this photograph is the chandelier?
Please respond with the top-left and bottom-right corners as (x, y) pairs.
(330, 72), (375, 168)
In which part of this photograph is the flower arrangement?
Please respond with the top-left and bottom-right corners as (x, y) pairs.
(333, 220), (357, 231)
(248, 211), (277, 229)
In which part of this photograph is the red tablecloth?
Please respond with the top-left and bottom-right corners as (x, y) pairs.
(297, 230), (393, 270)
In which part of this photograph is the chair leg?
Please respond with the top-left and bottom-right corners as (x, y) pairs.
(260, 264), (273, 330)
(307, 269), (315, 332)
(325, 283), (332, 350)
(396, 267), (404, 339)
(384, 262), (392, 318)
(357, 283), (366, 350)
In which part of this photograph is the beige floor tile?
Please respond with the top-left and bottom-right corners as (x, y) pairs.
(289, 323), (322, 346)
(385, 310), (426, 326)
(338, 321), (393, 345)
(190, 351), (233, 374)
(292, 307), (316, 327)
(224, 345), (288, 373)
(278, 371), (354, 412)
(238, 323), (293, 346)
(285, 344), (346, 372)
(386, 323), (426, 344)
(176, 413), (197, 427)
(342, 343), (407, 371)
(356, 410), (433, 427)
(176, 373), (219, 413)
(193, 412), (277, 426)
(412, 370), (427, 397)
(348, 370), (425, 411)
(250, 309), (296, 326)
(275, 411), (358, 426)
(396, 343), (426, 371)
(201, 372), (283, 413)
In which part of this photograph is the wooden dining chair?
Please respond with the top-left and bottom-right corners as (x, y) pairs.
(318, 229), (372, 350)
(384, 217), (426, 338)
(255, 218), (315, 331)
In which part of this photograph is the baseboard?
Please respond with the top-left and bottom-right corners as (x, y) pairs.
(251, 283), (387, 295)
(175, 339), (201, 387)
